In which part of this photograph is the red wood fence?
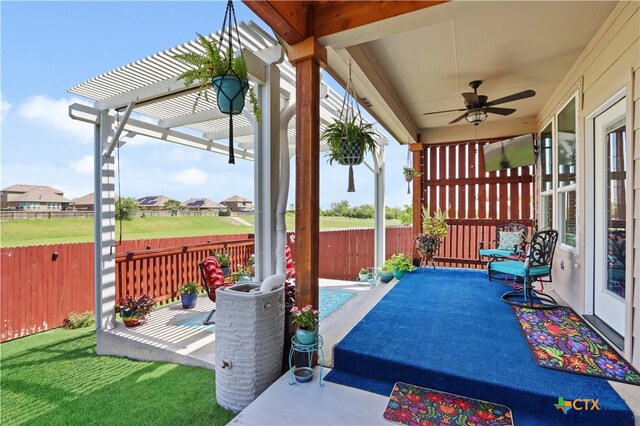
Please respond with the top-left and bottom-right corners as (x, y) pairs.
(2, 224), (515, 342)
(1, 242), (95, 342)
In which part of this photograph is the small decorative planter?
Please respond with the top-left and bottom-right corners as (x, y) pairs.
(379, 271), (394, 283)
(359, 273), (370, 282)
(296, 328), (318, 345)
(181, 293), (197, 309)
(212, 76), (249, 115)
(121, 309), (142, 327)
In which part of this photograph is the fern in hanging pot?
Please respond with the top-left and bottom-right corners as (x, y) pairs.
(174, 33), (260, 120)
(323, 117), (377, 166)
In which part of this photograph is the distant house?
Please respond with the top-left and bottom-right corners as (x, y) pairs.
(181, 198), (228, 212)
(71, 193), (94, 211)
(137, 195), (170, 210)
(220, 195), (253, 212)
(0, 184), (71, 211)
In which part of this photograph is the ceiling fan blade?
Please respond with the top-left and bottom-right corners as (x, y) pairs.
(423, 108), (467, 116)
(449, 112), (468, 124)
(486, 89), (536, 106)
(462, 92), (479, 106)
(483, 107), (516, 116)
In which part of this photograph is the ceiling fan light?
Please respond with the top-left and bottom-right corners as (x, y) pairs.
(465, 110), (487, 125)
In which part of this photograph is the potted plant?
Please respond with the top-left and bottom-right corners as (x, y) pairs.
(179, 282), (200, 309)
(235, 264), (252, 282)
(388, 253), (416, 280)
(403, 166), (421, 194)
(248, 253), (255, 274)
(379, 262), (395, 283)
(358, 267), (370, 282)
(322, 117), (377, 166)
(118, 294), (155, 327)
(291, 304), (319, 345)
(211, 250), (231, 277)
(174, 33), (260, 122)
(416, 206), (448, 262)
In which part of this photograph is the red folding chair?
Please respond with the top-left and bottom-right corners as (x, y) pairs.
(199, 256), (233, 325)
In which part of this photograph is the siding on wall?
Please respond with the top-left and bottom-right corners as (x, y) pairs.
(536, 1), (639, 367)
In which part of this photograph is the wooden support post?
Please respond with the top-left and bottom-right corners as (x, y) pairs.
(289, 37), (326, 311)
(410, 138), (424, 261)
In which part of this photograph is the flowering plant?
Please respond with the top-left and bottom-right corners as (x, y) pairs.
(402, 166), (421, 178)
(290, 304), (319, 331)
(118, 294), (155, 319)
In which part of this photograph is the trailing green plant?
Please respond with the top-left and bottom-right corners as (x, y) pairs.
(174, 33), (260, 122)
(322, 116), (377, 165)
(62, 311), (94, 329)
(388, 253), (416, 273)
(248, 253), (255, 267)
(179, 282), (201, 295)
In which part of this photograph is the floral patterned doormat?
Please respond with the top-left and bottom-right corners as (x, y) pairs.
(513, 306), (640, 385)
(383, 382), (513, 426)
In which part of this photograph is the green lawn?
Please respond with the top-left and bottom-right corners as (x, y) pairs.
(0, 327), (235, 425)
(1, 215), (402, 247)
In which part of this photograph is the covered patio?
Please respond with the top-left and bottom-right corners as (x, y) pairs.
(69, 0), (640, 424)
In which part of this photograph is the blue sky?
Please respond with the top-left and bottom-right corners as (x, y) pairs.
(1, 1), (412, 209)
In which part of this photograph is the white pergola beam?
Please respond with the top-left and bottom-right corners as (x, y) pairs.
(105, 102), (134, 156)
(204, 125), (255, 140)
(158, 108), (227, 128)
(70, 103), (254, 160)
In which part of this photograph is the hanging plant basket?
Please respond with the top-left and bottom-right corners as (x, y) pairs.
(321, 62), (377, 193)
(173, 0), (261, 164)
(213, 75), (249, 115)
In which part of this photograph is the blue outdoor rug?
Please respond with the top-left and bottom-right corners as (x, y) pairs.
(319, 288), (356, 320)
(325, 268), (634, 426)
(175, 312), (216, 333)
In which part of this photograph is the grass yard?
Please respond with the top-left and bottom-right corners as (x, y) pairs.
(0, 327), (235, 425)
(1, 215), (403, 247)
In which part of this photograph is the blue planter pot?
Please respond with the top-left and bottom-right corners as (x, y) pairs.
(212, 76), (249, 115)
(238, 275), (252, 282)
(181, 293), (197, 309)
(296, 328), (318, 345)
(221, 266), (231, 277)
(393, 268), (407, 280)
(379, 271), (394, 283)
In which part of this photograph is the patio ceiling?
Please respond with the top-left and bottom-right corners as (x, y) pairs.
(68, 21), (386, 158)
(313, 1), (617, 144)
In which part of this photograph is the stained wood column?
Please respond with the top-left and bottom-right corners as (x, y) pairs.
(410, 139), (424, 261)
(289, 37), (327, 311)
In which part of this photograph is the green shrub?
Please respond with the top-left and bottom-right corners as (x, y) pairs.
(63, 311), (94, 329)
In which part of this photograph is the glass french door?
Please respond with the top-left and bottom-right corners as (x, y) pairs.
(593, 97), (626, 335)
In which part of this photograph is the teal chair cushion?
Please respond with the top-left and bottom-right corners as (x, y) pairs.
(489, 260), (550, 278)
(479, 249), (514, 258)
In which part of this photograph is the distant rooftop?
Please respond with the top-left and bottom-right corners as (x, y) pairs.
(2, 184), (63, 195)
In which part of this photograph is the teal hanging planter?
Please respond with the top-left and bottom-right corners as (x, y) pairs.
(212, 76), (248, 115)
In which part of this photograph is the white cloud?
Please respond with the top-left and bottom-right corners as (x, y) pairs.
(18, 95), (92, 144)
(70, 155), (94, 175)
(1, 96), (11, 121)
(168, 167), (208, 185)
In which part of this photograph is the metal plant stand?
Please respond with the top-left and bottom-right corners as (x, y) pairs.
(289, 335), (324, 387)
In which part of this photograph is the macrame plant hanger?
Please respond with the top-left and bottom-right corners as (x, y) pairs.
(339, 62), (365, 192)
(405, 144), (412, 194)
(216, 0), (249, 164)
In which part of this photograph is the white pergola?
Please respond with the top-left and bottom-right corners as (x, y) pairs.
(68, 21), (388, 330)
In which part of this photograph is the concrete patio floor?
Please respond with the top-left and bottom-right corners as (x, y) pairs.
(96, 277), (398, 370)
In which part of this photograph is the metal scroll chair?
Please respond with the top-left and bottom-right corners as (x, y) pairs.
(489, 229), (559, 309)
(478, 223), (528, 261)
(199, 256), (233, 325)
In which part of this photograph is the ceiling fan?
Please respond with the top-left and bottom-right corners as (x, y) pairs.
(423, 80), (536, 125)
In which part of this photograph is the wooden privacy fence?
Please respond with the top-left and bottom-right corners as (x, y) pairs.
(1, 243), (95, 342)
(3, 224), (520, 342)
